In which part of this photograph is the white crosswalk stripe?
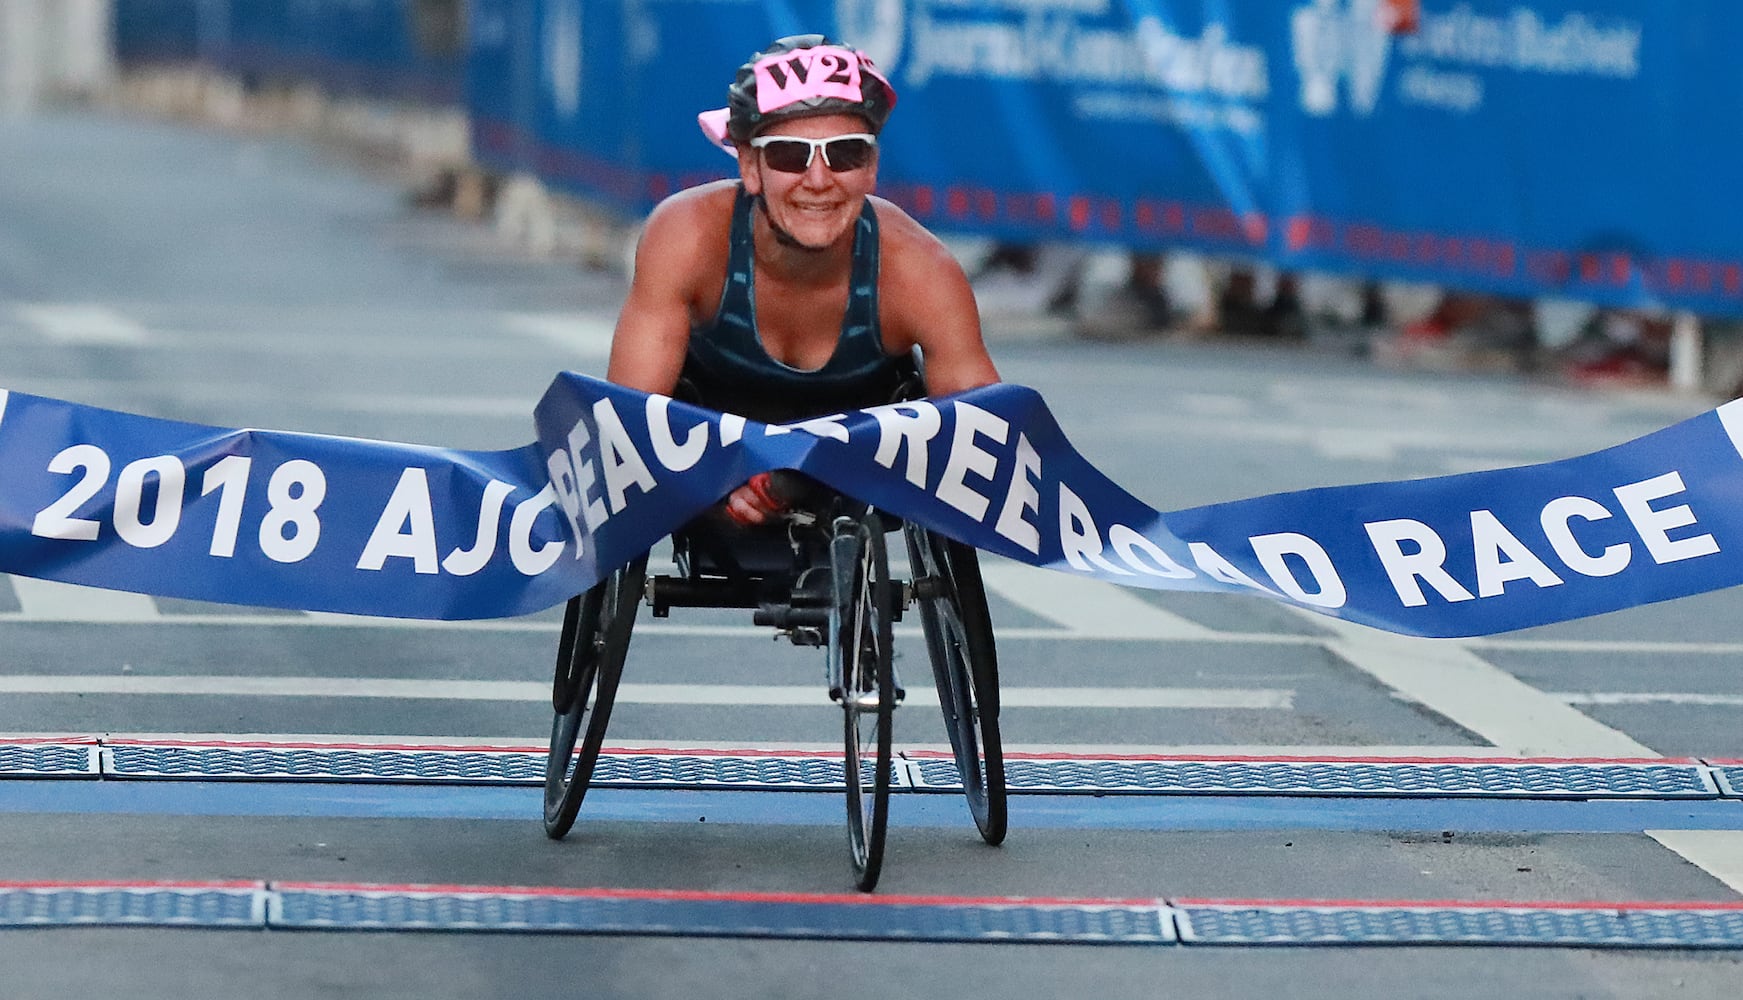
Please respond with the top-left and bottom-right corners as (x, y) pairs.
(1295, 607), (1657, 759)
(15, 304), (151, 345)
(0, 569), (1223, 639)
(13, 572), (1743, 660)
(8, 576), (160, 622)
(1647, 831), (1743, 895)
(499, 312), (615, 357)
(0, 675), (1292, 709)
(977, 559), (1217, 639)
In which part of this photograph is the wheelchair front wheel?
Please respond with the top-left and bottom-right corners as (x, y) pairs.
(835, 513), (896, 892)
(905, 524), (1006, 845)
(543, 553), (647, 840)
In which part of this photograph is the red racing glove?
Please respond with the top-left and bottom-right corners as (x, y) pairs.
(724, 471), (790, 526)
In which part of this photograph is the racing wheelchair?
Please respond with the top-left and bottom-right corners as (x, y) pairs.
(540, 465), (1006, 892)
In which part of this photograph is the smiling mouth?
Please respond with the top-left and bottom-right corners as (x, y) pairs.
(757, 195), (835, 251)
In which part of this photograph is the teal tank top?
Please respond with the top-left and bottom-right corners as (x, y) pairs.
(678, 187), (917, 423)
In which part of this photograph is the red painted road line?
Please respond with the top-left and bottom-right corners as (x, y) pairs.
(991, 751), (1702, 765)
(0, 879), (264, 891)
(101, 738), (547, 754)
(1173, 897), (1743, 911)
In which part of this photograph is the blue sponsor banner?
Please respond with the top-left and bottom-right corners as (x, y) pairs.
(113, 0), (466, 103)
(6, 376), (1743, 638)
(0, 389), (578, 621)
(112, 0), (204, 64)
(120, 3), (1743, 311)
(469, 0), (1743, 314)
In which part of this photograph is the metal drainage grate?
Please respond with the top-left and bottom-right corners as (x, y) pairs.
(1176, 902), (1743, 947)
(0, 741), (98, 778)
(103, 744), (894, 791)
(592, 752), (881, 791)
(0, 883), (266, 928)
(1712, 765), (1743, 798)
(271, 885), (1170, 943)
(908, 757), (1720, 798)
(105, 744), (545, 784)
(76, 743), (1732, 799)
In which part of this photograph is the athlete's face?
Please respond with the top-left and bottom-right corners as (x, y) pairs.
(739, 113), (878, 252)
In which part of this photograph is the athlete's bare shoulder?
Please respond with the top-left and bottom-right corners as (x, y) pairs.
(867, 195), (942, 247)
(628, 180), (739, 302)
(639, 180), (738, 258)
(654, 178), (740, 214)
(866, 196), (995, 391)
(867, 195), (973, 304)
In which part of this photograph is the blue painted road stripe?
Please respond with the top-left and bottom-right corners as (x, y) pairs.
(3, 781), (1743, 832)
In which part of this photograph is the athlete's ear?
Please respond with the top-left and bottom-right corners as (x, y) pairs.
(737, 147), (762, 195)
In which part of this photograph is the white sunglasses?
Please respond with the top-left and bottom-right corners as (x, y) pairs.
(748, 133), (878, 173)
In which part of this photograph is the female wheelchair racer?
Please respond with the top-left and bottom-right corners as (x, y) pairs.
(541, 34), (1007, 891)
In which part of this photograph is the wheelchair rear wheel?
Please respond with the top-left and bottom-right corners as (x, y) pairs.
(543, 553), (647, 840)
(905, 525), (1006, 845)
(835, 513), (896, 891)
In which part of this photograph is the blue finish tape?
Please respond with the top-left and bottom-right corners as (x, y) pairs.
(5, 375), (1743, 637)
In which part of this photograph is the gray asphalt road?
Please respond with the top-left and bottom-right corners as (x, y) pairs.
(1, 110), (1741, 998)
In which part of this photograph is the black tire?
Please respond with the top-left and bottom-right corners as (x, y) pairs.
(543, 553), (647, 840)
(836, 514), (895, 891)
(905, 525), (1006, 845)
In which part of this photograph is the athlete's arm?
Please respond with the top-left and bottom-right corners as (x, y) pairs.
(875, 201), (1001, 395)
(605, 186), (783, 526)
(604, 190), (720, 395)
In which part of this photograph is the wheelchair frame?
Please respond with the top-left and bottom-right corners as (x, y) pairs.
(540, 499), (1006, 892)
